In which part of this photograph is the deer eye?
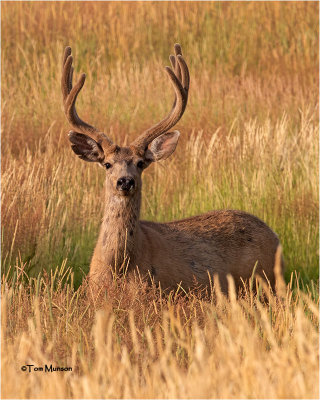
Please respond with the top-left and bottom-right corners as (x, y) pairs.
(137, 161), (144, 169)
(105, 162), (112, 170)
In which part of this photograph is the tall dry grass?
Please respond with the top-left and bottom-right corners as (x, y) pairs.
(1, 2), (319, 398)
(2, 266), (319, 399)
(2, 111), (318, 284)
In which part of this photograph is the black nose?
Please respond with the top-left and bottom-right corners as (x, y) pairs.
(116, 177), (135, 192)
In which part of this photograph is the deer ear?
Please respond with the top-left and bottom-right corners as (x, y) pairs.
(146, 130), (180, 162)
(68, 131), (105, 163)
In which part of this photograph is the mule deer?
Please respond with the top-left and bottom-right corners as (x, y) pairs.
(61, 44), (282, 293)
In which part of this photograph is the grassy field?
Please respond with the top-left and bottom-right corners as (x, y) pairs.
(1, 1), (319, 398)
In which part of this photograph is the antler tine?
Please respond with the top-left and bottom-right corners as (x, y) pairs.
(131, 43), (189, 150)
(61, 47), (112, 146)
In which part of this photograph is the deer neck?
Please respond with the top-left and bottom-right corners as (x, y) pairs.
(99, 187), (141, 271)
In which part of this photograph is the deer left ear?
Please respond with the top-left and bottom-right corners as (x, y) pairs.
(146, 130), (180, 162)
(68, 131), (105, 163)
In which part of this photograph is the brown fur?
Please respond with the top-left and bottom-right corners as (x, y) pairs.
(90, 192), (281, 293)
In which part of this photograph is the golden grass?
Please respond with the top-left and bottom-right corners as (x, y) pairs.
(2, 266), (319, 399)
(1, 1), (319, 398)
(2, 2), (318, 150)
(2, 109), (318, 282)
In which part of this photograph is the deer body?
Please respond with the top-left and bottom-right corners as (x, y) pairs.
(61, 44), (283, 293)
(90, 192), (279, 291)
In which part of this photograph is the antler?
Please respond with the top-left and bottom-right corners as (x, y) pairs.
(131, 43), (189, 150)
(61, 46), (113, 146)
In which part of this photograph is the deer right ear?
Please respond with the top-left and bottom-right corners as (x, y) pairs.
(68, 131), (105, 163)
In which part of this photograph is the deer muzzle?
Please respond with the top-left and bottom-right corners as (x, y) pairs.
(116, 177), (135, 195)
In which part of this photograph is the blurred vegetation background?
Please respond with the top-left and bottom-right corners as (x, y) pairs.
(1, 1), (319, 286)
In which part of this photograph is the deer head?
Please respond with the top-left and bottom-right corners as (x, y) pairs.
(61, 44), (189, 197)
